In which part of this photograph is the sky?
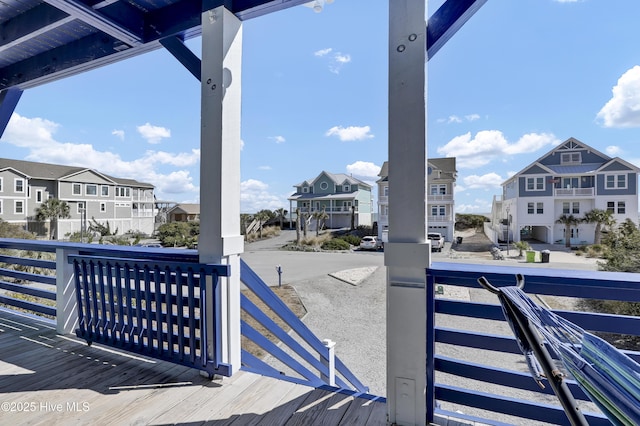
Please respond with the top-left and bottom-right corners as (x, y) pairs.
(3, 0), (640, 214)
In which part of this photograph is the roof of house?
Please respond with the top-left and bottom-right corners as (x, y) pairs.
(168, 203), (200, 215)
(503, 137), (640, 185)
(0, 158), (154, 188)
(376, 158), (457, 182)
(288, 191), (364, 201)
(294, 171), (372, 189)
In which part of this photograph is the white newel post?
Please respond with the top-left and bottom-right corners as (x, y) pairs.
(199, 6), (244, 375)
(386, 1), (430, 425)
(56, 247), (79, 334)
(321, 338), (336, 387)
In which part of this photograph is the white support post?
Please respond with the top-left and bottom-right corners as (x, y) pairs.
(56, 248), (79, 334)
(386, 1), (429, 425)
(321, 338), (336, 387)
(199, 6), (244, 375)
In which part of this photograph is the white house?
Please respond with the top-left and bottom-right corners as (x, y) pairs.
(493, 137), (640, 245)
(377, 158), (457, 242)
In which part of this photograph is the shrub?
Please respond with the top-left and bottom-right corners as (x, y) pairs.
(338, 235), (361, 246)
(321, 238), (351, 251)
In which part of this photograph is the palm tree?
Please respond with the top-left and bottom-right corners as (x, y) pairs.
(254, 210), (271, 239)
(35, 198), (71, 240)
(582, 208), (615, 245)
(312, 207), (329, 237)
(274, 208), (288, 229)
(556, 214), (579, 248)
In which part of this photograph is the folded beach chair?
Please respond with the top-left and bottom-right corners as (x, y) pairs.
(478, 274), (640, 426)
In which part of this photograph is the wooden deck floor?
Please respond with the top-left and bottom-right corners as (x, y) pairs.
(0, 309), (386, 425)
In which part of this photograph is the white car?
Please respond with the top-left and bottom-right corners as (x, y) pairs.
(359, 236), (378, 251)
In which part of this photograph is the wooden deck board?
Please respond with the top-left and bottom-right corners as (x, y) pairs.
(0, 309), (387, 425)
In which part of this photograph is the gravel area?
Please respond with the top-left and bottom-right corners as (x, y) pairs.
(243, 230), (603, 424)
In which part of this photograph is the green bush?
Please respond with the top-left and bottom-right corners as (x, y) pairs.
(337, 235), (361, 246)
(321, 238), (351, 250)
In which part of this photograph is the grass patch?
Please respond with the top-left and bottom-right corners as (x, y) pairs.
(241, 285), (307, 359)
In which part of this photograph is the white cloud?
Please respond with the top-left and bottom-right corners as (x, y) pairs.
(269, 135), (286, 144)
(462, 173), (504, 189)
(596, 66), (640, 128)
(346, 161), (381, 184)
(437, 114), (480, 124)
(326, 125), (374, 141)
(258, 165), (272, 170)
(240, 179), (284, 213)
(112, 129), (125, 140)
(606, 145), (622, 156)
(437, 131), (558, 169)
(456, 200), (492, 214)
(314, 48), (332, 57)
(137, 122), (171, 144)
(2, 113), (198, 200)
(315, 48), (351, 74)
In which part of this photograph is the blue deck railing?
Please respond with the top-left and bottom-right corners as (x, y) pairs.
(70, 254), (231, 376)
(428, 261), (640, 425)
(239, 259), (368, 393)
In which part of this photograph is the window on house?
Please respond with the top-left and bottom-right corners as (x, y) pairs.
(571, 228), (579, 239)
(100, 202), (106, 213)
(527, 203), (534, 214)
(381, 205), (388, 215)
(606, 174), (627, 189)
(73, 183), (82, 195)
(431, 205), (446, 216)
(563, 177), (579, 188)
(561, 152), (581, 164)
(15, 201), (23, 214)
(86, 184), (97, 196)
(77, 202), (85, 214)
(302, 186), (309, 193)
(430, 185), (438, 195)
(572, 202), (580, 214)
(383, 186), (388, 197)
(36, 190), (43, 203)
(343, 184), (351, 192)
(563, 202), (570, 214)
(0, 200), (2, 214)
(618, 201), (626, 214)
(537, 202), (544, 214)
(320, 182), (328, 190)
(116, 187), (131, 197)
(607, 201), (615, 213)
(526, 177), (544, 191)
(15, 178), (24, 193)
(0, 177), (3, 192)
(101, 186), (109, 196)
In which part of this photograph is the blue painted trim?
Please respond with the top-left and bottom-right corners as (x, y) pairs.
(0, 280), (56, 301)
(241, 294), (326, 373)
(0, 88), (22, 138)
(436, 355), (589, 401)
(0, 268), (56, 286)
(436, 327), (522, 354)
(426, 271), (436, 424)
(427, 0), (488, 59)
(436, 384), (609, 426)
(0, 294), (55, 317)
(241, 320), (323, 385)
(160, 36), (201, 81)
(0, 254), (56, 271)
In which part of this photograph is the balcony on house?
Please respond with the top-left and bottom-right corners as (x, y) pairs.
(1, 238), (636, 425)
(554, 187), (595, 197)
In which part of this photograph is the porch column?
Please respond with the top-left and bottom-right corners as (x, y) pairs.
(199, 6), (244, 375)
(386, 1), (430, 425)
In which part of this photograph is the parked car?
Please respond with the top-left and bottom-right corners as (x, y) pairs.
(359, 236), (378, 251)
(427, 232), (445, 252)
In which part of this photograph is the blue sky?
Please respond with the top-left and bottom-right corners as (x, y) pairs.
(3, 0), (640, 214)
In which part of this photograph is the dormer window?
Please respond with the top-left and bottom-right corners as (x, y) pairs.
(343, 184), (350, 192)
(561, 152), (581, 165)
(320, 182), (328, 190)
(302, 186), (309, 193)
